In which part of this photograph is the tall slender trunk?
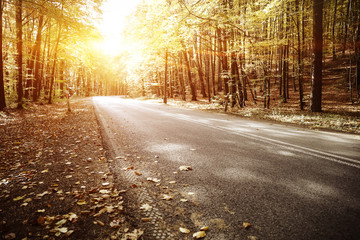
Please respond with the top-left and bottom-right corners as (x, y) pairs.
(164, 49), (168, 104)
(332, 0), (338, 60)
(183, 50), (197, 101)
(33, 15), (44, 101)
(0, 0), (6, 110)
(16, 0), (23, 109)
(296, 0), (304, 110)
(310, 0), (323, 112)
(48, 23), (62, 104)
(177, 53), (186, 101)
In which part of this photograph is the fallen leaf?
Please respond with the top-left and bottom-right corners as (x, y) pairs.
(65, 175), (72, 178)
(141, 218), (151, 222)
(36, 191), (50, 197)
(242, 222), (251, 229)
(134, 171), (142, 176)
(179, 166), (192, 171)
(99, 189), (110, 194)
(110, 219), (121, 228)
(64, 230), (74, 237)
(95, 220), (105, 226)
(57, 227), (68, 233)
(147, 177), (160, 183)
(161, 194), (174, 201)
(179, 227), (190, 234)
(180, 198), (188, 202)
(41, 169), (49, 173)
(23, 198), (32, 203)
(200, 226), (209, 231)
(37, 209), (46, 213)
(122, 229), (144, 239)
(140, 203), (152, 211)
(77, 199), (87, 205)
(102, 182), (110, 186)
(248, 236), (258, 240)
(13, 195), (26, 201)
(37, 216), (45, 225)
(169, 181), (176, 184)
(193, 231), (206, 239)
(55, 219), (67, 226)
(4, 233), (16, 240)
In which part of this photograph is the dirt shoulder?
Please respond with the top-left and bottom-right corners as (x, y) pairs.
(0, 98), (142, 240)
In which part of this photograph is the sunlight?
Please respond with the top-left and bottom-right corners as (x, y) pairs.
(96, 0), (143, 56)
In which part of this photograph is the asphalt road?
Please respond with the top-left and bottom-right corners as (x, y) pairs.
(93, 96), (360, 240)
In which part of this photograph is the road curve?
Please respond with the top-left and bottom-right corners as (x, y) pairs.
(93, 96), (360, 240)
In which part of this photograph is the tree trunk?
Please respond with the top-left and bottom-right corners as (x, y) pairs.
(342, 0), (351, 56)
(310, 0), (323, 112)
(0, 0), (6, 110)
(48, 24), (62, 104)
(16, 0), (23, 109)
(164, 49), (168, 104)
(332, 0), (338, 60)
(33, 15), (44, 101)
(177, 54), (186, 101)
(183, 50), (197, 101)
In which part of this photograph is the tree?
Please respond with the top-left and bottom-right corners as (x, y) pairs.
(16, 0), (23, 109)
(0, 0), (5, 110)
(310, 0), (323, 112)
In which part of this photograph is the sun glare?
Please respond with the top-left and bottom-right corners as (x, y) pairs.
(96, 0), (143, 56)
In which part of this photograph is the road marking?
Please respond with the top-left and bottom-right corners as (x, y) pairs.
(112, 99), (360, 170)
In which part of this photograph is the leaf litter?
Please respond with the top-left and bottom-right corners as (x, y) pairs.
(0, 99), (140, 239)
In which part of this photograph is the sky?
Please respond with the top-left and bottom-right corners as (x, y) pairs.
(96, 0), (143, 55)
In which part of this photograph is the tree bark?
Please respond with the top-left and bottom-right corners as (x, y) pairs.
(183, 50), (197, 101)
(33, 15), (44, 101)
(0, 0), (6, 110)
(164, 49), (168, 104)
(16, 0), (23, 109)
(48, 23), (62, 104)
(310, 0), (323, 112)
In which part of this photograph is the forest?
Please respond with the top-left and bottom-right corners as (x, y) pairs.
(0, 0), (360, 113)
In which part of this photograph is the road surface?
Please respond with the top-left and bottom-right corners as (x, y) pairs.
(93, 96), (360, 240)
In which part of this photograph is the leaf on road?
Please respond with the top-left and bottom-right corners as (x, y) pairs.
(4, 233), (16, 240)
(55, 219), (67, 226)
(95, 220), (105, 226)
(242, 222), (251, 229)
(36, 191), (50, 197)
(179, 166), (192, 171)
(161, 194), (174, 201)
(13, 194), (26, 201)
(134, 171), (142, 176)
(110, 219), (122, 228)
(99, 189), (110, 194)
(193, 231), (206, 239)
(122, 229), (144, 240)
(140, 203), (152, 211)
(77, 199), (87, 205)
(179, 227), (190, 234)
(200, 226), (209, 231)
(147, 177), (160, 183)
